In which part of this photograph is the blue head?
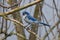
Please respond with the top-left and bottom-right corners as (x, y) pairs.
(22, 11), (30, 16)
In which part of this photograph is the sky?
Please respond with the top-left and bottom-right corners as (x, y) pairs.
(0, 0), (60, 40)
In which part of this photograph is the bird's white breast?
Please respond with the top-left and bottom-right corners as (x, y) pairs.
(22, 15), (27, 19)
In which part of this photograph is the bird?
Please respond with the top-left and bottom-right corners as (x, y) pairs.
(22, 11), (50, 26)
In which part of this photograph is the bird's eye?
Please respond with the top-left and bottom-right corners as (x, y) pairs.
(23, 13), (25, 15)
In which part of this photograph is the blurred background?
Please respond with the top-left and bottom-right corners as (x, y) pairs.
(0, 0), (60, 40)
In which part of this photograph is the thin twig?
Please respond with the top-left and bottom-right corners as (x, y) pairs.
(0, 0), (22, 9)
(0, 0), (42, 16)
(53, 0), (59, 18)
(42, 20), (60, 40)
(3, 16), (42, 40)
(42, 13), (55, 37)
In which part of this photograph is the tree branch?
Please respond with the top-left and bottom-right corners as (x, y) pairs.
(0, 0), (42, 16)
(42, 20), (60, 40)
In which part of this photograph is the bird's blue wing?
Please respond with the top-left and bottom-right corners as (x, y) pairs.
(24, 14), (50, 27)
(26, 15), (37, 21)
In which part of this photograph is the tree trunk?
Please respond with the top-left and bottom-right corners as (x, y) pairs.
(29, 0), (44, 40)
(7, 0), (26, 40)
(29, 4), (41, 40)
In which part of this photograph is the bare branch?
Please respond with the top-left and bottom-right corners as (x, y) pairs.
(3, 16), (42, 40)
(42, 20), (60, 40)
(0, 0), (22, 8)
(0, 0), (42, 17)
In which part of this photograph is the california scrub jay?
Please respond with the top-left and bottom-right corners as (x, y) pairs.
(22, 11), (50, 26)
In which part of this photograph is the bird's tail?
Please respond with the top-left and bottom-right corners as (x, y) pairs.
(39, 21), (50, 26)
